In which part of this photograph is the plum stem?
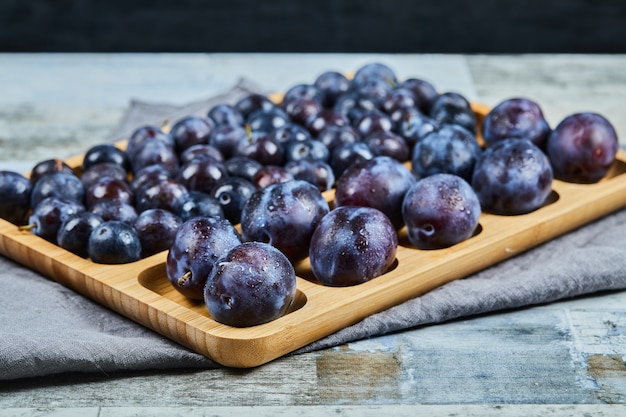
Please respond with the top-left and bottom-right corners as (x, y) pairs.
(244, 123), (253, 142)
(54, 159), (64, 172)
(177, 271), (192, 287)
(404, 113), (412, 130)
(18, 224), (36, 232)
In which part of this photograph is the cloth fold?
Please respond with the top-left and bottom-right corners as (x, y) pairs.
(106, 78), (267, 143)
(1, 80), (626, 380)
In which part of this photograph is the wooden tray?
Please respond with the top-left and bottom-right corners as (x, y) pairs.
(2, 103), (626, 368)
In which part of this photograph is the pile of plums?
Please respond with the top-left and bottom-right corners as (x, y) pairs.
(0, 62), (619, 327)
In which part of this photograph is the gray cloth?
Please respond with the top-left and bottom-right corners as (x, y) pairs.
(105, 78), (268, 143)
(2, 81), (626, 380)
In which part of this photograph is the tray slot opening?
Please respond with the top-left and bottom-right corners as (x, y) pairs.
(293, 255), (399, 286)
(137, 261), (308, 321)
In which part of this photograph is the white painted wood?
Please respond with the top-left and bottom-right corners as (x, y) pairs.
(0, 409), (99, 417)
(2, 405), (626, 417)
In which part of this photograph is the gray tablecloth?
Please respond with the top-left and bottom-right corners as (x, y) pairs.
(2, 80), (626, 380)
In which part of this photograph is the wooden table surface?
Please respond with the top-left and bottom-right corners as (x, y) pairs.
(1, 53), (626, 417)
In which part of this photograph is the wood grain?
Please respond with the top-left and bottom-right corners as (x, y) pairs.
(2, 103), (626, 368)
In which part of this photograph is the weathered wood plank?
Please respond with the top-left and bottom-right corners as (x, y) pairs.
(1, 54), (626, 411)
(2, 404), (626, 417)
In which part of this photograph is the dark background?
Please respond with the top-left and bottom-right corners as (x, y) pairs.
(1, 0), (625, 53)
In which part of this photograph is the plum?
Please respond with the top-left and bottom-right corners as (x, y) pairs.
(29, 158), (74, 185)
(233, 130), (284, 166)
(207, 103), (244, 127)
(204, 242), (297, 327)
(235, 94), (277, 120)
(429, 92), (476, 134)
(355, 78), (393, 106)
(31, 172), (85, 208)
(87, 220), (142, 264)
(179, 144), (224, 165)
(305, 108), (350, 138)
(270, 123), (312, 145)
(351, 63), (398, 87)
(333, 91), (378, 125)
(411, 124), (482, 182)
(482, 97), (551, 149)
(172, 190), (224, 221)
(353, 109), (393, 138)
(316, 124), (360, 154)
(547, 112), (618, 183)
(85, 176), (133, 210)
(247, 107), (289, 133)
(398, 78), (439, 113)
(398, 110), (440, 149)
(240, 179), (330, 263)
(176, 157), (229, 195)
(135, 180), (188, 213)
(472, 138), (553, 215)
(208, 124), (248, 159)
(224, 156), (263, 182)
(82, 144), (130, 172)
(125, 125), (174, 159)
(284, 96), (323, 126)
(284, 159), (335, 192)
(381, 88), (417, 126)
(314, 71), (350, 108)
(210, 177), (256, 224)
(284, 138), (329, 163)
(334, 156), (416, 230)
(81, 162), (129, 190)
(129, 165), (172, 192)
(403, 173), (481, 249)
(252, 165), (294, 189)
(57, 211), (103, 258)
(0, 171), (32, 225)
(129, 137), (179, 176)
(329, 142), (374, 178)
(90, 199), (138, 224)
(133, 209), (182, 257)
(309, 206), (397, 287)
(364, 131), (410, 162)
(166, 216), (241, 300)
(22, 196), (85, 243)
(282, 83), (323, 106)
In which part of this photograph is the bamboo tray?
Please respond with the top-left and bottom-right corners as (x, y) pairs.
(2, 103), (626, 368)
